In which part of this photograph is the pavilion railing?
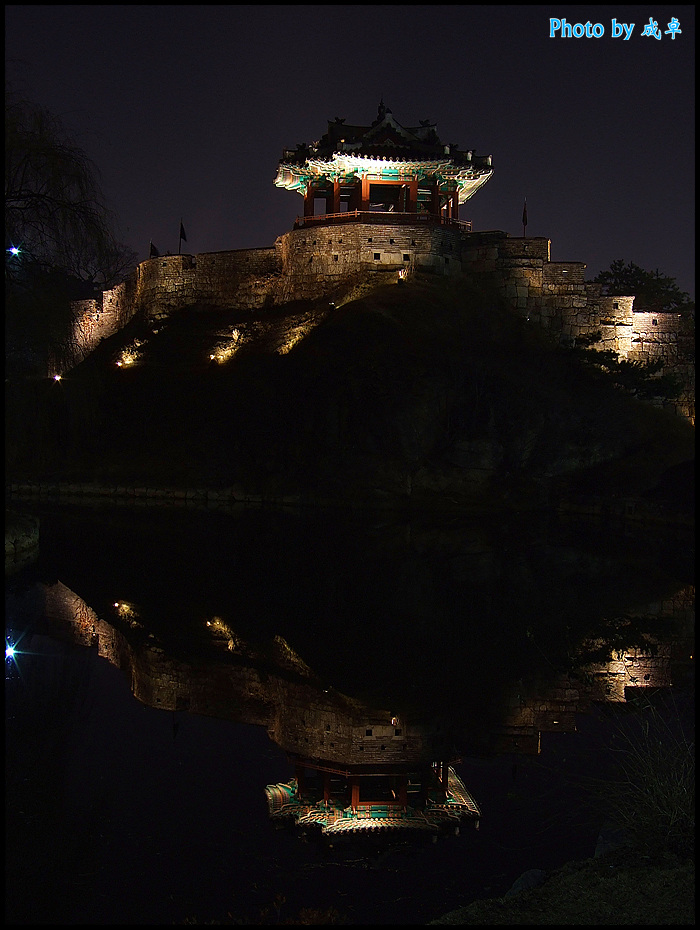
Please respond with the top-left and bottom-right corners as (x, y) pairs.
(293, 211), (472, 232)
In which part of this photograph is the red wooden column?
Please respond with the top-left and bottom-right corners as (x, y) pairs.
(443, 189), (452, 220)
(407, 179), (418, 213)
(419, 766), (430, 806)
(451, 189), (459, 220)
(360, 176), (370, 211)
(350, 778), (360, 811)
(331, 179), (341, 215)
(303, 183), (315, 217)
(323, 771), (331, 805)
(398, 776), (408, 809)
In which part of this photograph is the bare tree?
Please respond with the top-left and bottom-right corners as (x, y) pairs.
(5, 86), (136, 290)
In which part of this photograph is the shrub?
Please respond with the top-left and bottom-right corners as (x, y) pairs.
(589, 692), (694, 858)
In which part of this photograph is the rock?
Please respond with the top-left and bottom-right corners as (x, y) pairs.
(595, 821), (631, 858)
(504, 868), (547, 898)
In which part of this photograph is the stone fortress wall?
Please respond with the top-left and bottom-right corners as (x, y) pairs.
(64, 223), (694, 420)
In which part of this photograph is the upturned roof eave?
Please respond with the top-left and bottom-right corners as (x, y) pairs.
(274, 157), (493, 200)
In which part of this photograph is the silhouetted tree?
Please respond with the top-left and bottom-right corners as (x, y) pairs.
(570, 331), (682, 400)
(5, 85), (137, 374)
(5, 85), (136, 292)
(593, 260), (694, 315)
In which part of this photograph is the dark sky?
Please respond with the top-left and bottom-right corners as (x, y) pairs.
(6, 4), (695, 296)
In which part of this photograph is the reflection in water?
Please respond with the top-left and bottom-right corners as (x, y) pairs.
(30, 548), (694, 841)
(40, 580), (484, 838)
(5, 504), (694, 922)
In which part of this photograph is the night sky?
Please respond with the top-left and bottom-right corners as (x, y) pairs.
(5, 4), (695, 296)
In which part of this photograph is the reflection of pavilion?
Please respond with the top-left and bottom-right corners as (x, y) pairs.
(274, 101), (493, 230)
(266, 762), (479, 838)
(263, 643), (481, 837)
(265, 712), (481, 838)
(39, 581), (481, 839)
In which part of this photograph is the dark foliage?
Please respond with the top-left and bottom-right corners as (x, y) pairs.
(593, 259), (694, 315)
(5, 85), (137, 376)
(5, 85), (136, 288)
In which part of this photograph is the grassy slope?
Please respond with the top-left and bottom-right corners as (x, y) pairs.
(429, 851), (694, 925)
(5, 274), (694, 511)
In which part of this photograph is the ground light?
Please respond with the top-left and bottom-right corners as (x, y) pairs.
(5, 632), (29, 678)
(6, 629), (32, 664)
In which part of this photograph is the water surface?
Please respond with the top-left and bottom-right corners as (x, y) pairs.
(5, 501), (694, 924)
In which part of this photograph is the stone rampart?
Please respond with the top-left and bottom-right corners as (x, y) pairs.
(476, 238), (693, 420)
(60, 224), (692, 420)
(274, 222), (466, 302)
(133, 247), (282, 318)
(47, 275), (140, 376)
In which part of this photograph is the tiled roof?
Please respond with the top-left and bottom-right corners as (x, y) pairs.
(264, 767), (481, 837)
(279, 104), (489, 170)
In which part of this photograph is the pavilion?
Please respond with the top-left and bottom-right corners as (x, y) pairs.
(274, 102), (493, 228)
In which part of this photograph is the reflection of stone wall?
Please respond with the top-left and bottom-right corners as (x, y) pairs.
(491, 584), (695, 754)
(40, 581), (455, 766)
(265, 680), (447, 767)
(41, 582), (275, 726)
(5, 509), (40, 570)
(40, 578), (694, 764)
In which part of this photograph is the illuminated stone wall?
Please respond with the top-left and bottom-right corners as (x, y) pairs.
(475, 237), (693, 421)
(277, 222), (465, 283)
(61, 225), (692, 419)
(132, 248), (281, 319)
(48, 277), (139, 377)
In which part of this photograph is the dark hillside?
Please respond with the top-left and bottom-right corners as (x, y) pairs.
(5, 275), (694, 512)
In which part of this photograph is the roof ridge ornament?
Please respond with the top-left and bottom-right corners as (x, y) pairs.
(376, 98), (392, 122)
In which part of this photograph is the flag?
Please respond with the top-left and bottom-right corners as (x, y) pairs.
(522, 199), (528, 229)
(179, 222), (187, 242)
(149, 241), (160, 258)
